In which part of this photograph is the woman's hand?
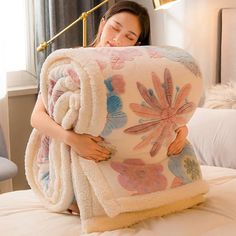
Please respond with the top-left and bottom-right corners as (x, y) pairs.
(167, 125), (188, 156)
(31, 95), (110, 163)
(64, 131), (111, 162)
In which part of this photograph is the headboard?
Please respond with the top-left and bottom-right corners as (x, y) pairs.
(221, 8), (236, 84)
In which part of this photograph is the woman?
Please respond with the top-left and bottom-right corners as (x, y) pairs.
(31, 0), (187, 165)
(31, 0), (187, 214)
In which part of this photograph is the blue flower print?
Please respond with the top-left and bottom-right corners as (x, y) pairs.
(101, 76), (127, 137)
(168, 142), (201, 184)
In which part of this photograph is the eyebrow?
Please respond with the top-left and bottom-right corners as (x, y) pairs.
(113, 20), (138, 38)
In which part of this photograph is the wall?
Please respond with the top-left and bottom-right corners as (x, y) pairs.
(8, 91), (37, 190)
(138, 0), (236, 87)
(3, 71), (37, 191)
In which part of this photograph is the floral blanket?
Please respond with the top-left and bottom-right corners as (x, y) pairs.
(25, 46), (208, 233)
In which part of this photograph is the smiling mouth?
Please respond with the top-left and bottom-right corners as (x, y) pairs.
(107, 41), (115, 47)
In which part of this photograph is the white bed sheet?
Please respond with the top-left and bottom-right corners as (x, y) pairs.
(0, 166), (236, 236)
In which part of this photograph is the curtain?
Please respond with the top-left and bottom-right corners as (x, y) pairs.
(34, 0), (108, 82)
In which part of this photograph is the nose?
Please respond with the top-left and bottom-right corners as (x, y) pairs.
(112, 33), (123, 46)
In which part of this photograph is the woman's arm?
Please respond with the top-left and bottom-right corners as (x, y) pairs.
(31, 95), (110, 162)
(167, 125), (188, 156)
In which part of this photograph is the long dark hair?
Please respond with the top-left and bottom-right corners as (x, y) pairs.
(91, 1), (150, 46)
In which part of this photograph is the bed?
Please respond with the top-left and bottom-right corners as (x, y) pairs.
(1, 164), (236, 236)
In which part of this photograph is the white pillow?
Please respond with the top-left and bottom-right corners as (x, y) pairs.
(203, 82), (236, 109)
(187, 108), (236, 168)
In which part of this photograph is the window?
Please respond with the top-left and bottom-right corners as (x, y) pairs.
(0, 0), (27, 72)
(0, 0), (36, 95)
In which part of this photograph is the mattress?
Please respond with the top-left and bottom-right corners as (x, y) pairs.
(0, 165), (236, 236)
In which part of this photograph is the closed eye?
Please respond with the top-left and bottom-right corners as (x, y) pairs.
(111, 26), (119, 32)
(126, 35), (135, 41)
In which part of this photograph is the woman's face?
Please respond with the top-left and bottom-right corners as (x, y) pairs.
(97, 12), (141, 47)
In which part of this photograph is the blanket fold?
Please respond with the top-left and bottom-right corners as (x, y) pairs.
(25, 46), (208, 233)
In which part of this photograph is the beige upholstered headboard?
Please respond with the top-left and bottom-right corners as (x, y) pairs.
(221, 8), (236, 84)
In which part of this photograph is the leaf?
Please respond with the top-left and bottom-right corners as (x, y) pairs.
(174, 84), (191, 111)
(134, 123), (165, 150)
(164, 68), (173, 106)
(130, 103), (161, 118)
(101, 111), (127, 136)
(177, 102), (196, 115)
(150, 139), (163, 157)
(108, 111), (128, 128)
(124, 120), (160, 134)
(150, 123), (169, 157)
(137, 82), (161, 110)
(152, 72), (169, 108)
(107, 95), (122, 113)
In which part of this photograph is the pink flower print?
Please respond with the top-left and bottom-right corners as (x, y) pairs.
(111, 159), (167, 195)
(124, 68), (196, 157)
(48, 77), (56, 97)
(48, 78), (56, 116)
(110, 49), (142, 70)
(96, 59), (107, 72)
(67, 69), (80, 87)
(48, 75), (65, 117)
(48, 69), (80, 117)
(36, 136), (49, 164)
(171, 177), (183, 188)
(146, 48), (163, 59)
(96, 48), (143, 70)
(111, 75), (125, 94)
(48, 89), (64, 117)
